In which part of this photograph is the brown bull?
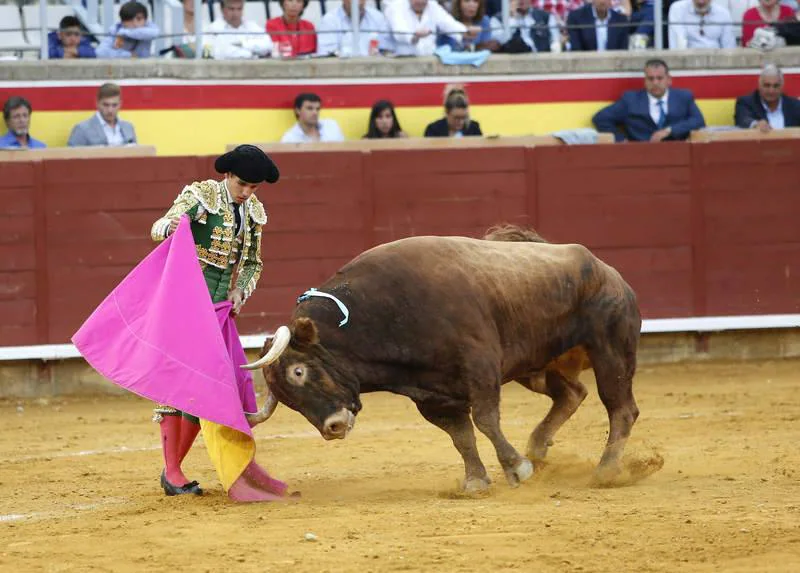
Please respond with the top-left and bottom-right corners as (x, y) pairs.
(243, 225), (641, 492)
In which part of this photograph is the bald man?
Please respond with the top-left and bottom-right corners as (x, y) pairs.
(735, 64), (800, 132)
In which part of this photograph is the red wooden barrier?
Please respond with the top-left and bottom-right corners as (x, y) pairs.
(1, 141), (798, 346)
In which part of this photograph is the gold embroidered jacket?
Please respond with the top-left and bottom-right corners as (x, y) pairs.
(150, 179), (266, 302)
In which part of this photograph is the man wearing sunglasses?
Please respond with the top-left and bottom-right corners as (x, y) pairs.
(48, 16), (97, 59)
(667, 0), (736, 49)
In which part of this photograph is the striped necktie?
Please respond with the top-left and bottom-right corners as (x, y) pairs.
(657, 100), (667, 129)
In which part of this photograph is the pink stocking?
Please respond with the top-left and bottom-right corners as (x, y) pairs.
(160, 415), (189, 486)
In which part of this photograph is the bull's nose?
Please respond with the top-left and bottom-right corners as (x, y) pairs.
(322, 409), (354, 440)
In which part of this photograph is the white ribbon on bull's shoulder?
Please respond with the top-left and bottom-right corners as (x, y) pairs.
(295, 288), (350, 327)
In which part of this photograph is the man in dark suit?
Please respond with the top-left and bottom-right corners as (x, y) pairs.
(592, 58), (705, 142)
(567, 0), (630, 51)
(735, 64), (800, 132)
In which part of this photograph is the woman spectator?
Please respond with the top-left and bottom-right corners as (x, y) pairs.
(364, 100), (408, 139)
(437, 0), (494, 51)
(742, 0), (794, 46)
(424, 85), (483, 137)
(266, 0), (317, 57)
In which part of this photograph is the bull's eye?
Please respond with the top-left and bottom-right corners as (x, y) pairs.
(286, 363), (307, 386)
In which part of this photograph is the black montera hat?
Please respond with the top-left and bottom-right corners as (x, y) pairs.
(215, 144), (280, 184)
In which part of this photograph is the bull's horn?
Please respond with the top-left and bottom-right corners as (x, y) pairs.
(245, 387), (278, 427)
(241, 326), (291, 370)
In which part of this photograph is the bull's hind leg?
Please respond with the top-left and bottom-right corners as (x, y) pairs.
(587, 346), (640, 485)
(470, 391), (533, 488)
(521, 369), (588, 462)
(415, 402), (491, 493)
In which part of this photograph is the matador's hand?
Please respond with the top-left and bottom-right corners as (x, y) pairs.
(228, 288), (245, 316)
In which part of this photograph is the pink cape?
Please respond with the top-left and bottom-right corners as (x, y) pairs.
(72, 215), (287, 501)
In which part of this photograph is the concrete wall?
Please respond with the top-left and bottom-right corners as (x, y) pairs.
(3, 48), (800, 80)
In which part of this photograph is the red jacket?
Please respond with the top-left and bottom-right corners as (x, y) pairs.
(266, 17), (317, 56)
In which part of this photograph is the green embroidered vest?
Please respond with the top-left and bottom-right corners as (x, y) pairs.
(151, 180), (267, 303)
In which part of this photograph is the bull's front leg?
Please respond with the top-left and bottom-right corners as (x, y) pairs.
(415, 401), (491, 493)
(471, 393), (534, 488)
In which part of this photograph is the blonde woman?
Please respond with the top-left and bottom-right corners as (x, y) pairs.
(424, 85), (483, 137)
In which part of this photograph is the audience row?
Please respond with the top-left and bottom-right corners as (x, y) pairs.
(2, 63), (798, 151)
(43, 0), (800, 62)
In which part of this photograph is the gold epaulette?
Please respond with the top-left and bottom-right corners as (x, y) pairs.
(185, 180), (223, 214)
(248, 196), (268, 225)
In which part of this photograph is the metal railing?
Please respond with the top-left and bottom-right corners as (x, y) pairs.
(7, 0), (799, 60)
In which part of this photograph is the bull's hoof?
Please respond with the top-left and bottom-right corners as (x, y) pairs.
(462, 476), (491, 494)
(591, 463), (622, 488)
(526, 435), (554, 462)
(505, 457), (534, 488)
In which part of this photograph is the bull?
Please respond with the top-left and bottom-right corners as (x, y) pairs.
(243, 225), (641, 492)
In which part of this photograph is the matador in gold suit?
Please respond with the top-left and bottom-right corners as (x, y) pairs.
(149, 144), (280, 496)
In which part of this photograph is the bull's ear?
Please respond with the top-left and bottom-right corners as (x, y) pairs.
(292, 317), (319, 349)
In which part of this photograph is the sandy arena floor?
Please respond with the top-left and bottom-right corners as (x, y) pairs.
(1, 359), (799, 573)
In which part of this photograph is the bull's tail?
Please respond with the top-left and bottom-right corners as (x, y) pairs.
(482, 224), (549, 243)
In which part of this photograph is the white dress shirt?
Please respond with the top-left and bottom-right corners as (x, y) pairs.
(96, 111), (124, 146)
(668, 0), (736, 49)
(207, 18), (273, 59)
(385, 0), (467, 56)
(280, 118), (346, 143)
(593, 6), (609, 51)
(763, 99), (785, 129)
(317, 6), (395, 56)
(647, 90), (670, 126)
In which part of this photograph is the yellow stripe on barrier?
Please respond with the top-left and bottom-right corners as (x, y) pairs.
(29, 99), (738, 156)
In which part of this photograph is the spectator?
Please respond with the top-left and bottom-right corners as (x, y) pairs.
(386, 0), (479, 56)
(364, 100), (408, 138)
(667, 0), (736, 49)
(592, 58), (706, 142)
(67, 83), (138, 147)
(531, 0), (585, 25)
(629, 0), (656, 46)
(317, 0), (394, 56)
(208, 0), (273, 59)
(280, 93), (345, 143)
(734, 64), (800, 131)
(48, 16), (96, 59)
(96, 1), (160, 58)
(1, 97), (46, 149)
(742, 0), (794, 46)
(267, 0), (317, 57)
(567, 0), (631, 51)
(490, 0), (561, 52)
(437, 0), (493, 51)
(424, 85), (483, 137)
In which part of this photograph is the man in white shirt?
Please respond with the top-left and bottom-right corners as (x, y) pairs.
(667, 0), (736, 49)
(280, 93), (346, 143)
(317, 0), (395, 56)
(385, 0), (480, 56)
(208, 0), (273, 59)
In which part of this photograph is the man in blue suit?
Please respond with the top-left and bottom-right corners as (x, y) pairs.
(567, 0), (630, 51)
(593, 58), (706, 142)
